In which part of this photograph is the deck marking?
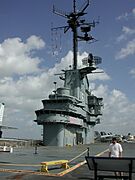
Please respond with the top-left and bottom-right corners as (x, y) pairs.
(0, 148), (109, 177)
(96, 148), (109, 157)
(58, 160), (86, 176)
(57, 148), (109, 176)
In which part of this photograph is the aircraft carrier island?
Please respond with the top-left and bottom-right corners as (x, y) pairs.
(35, 0), (103, 147)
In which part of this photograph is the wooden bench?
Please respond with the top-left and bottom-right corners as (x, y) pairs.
(41, 160), (69, 173)
(85, 156), (135, 180)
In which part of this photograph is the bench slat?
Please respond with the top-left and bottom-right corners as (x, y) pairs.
(98, 175), (129, 179)
(85, 156), (135, 180)
(86, 156), (135, 172)
(41, 160), (69, 173)
(41, 160), (68, 166)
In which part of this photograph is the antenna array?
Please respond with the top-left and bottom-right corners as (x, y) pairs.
(52, 0), (99, 69)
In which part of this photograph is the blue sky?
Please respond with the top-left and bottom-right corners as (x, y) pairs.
(0, 0), (135, 139)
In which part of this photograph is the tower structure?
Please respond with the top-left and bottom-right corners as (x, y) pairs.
(35, 0), (103, 146)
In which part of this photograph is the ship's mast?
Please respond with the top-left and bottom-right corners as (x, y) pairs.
(52, 0), (99, 70)
(72, 0), (78, 69)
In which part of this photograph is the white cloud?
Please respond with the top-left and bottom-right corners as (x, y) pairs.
(115, 8), (135, 61)
(88, 70), (110, 81)
(116, 7), (135, 20)
(50, 51), (110, 82)
(0, 46), (109, 139)
(115, 38), (135, 59)
(0, 37), (134, 139)
(77, 52), (110, 81)
(117, 26), (135, 42)
(122, 26), (135, 35)
(0, 36), (45, 77)
(130, 68), (135, 78)
(116, 12), (129, 21)
(1, 49), (73, 139)
(132, 8), (135, 16)
(26, 35), (45, 50)
(94, 85), (135, 135)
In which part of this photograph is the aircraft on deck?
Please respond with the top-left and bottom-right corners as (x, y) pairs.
(100, 131), (114, 142)
(94, 131), (122, 142)
(0, 103), (17, 138)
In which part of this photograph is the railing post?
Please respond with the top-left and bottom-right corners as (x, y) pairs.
(87, 147), (90, 156)
(129, 160), (132, 180)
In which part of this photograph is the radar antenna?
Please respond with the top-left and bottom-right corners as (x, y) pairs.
(52, 0), (99, 70)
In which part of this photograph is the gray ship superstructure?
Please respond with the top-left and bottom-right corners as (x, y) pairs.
(35, 0), (103, 147)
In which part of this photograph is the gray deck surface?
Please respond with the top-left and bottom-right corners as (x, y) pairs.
(0, 142), (135, 179)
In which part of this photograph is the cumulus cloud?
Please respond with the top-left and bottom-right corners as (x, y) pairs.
(115, 7), (135, 60)
(132, 8), (135, 16)
(0, 35), (45, 77)
(1, 49), (72, 138)
(0, 37), (134, 139)
(94, 85), (135, 135)
(35, 51), (135, 136)
(115, 38), (135, 59)
(51, 50), (110, 81)
(88, 70), (110, 81)
(26, 35), (45, 50)
(130, 68), (135, 78)
(116, 12), (129, 21)
(77, 52), (110, 81)
(0, 44), (109, 138)
(117, 26), (135, 42)
(116, 7), (135, 20)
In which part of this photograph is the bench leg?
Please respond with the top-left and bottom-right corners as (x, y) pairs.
(61, 163), (70, 169)
(41, 165), (49, 173)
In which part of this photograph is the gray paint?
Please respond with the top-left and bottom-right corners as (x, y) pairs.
(35, 0), (103, 147)
(43, 124), (64, 146)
